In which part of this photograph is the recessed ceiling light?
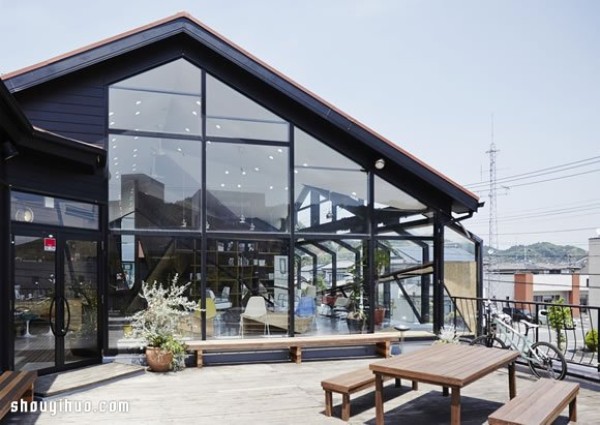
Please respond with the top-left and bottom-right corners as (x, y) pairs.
(237, 184), (242, 188)
(269, 186), (274, 190)
(113, 157), (118, 161)
(303, 163), (308, 167)
(135, 100), (142, 105)
(196, 100), (201, 105)
(277, 148), (283, 153)
(220, 183), (225, 187)
(268, 155), (274, 160)
(185, 128), (190, 132)
(109, 121), (115, 126)
(254, 167), (260, 172)
(352, 192), (357, 197)
(225, 170), (229, 175)
(135, 111), (140, 115)
(112, 145), (117, 149)
(177, 147), (182, 152)
(284, 187), (288, 191)
(109, 112), (114, 116)
(133, 148), (138, 152)
(215, 124), (221, 129)
(294, 170), (298, 174)
(192, 111), (198, 116)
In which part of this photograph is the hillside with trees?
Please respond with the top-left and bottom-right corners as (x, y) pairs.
(485, 242), (587, 266)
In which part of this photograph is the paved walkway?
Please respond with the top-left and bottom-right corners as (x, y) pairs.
(3, 346), (600, 424)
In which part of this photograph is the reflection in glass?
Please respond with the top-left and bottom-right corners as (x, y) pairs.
(375, 238), (433, 333)
(443, 226), (477, 332)
(374, 176), (428, 234)
(295, 239), (366, 335)
(11, 191), (99, 230)
(206, 73), (289, 142)
(64, 240), (99, 363)
(206, 142), (289, 232)
(109, 59), (202, 135)
(294, 129), (367, 234)
(108, 135), (202, 230)
(13, 236), (56, 371)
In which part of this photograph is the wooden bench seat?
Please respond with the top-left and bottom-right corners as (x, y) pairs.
(186, 332), (400, 367)
(0, 371), (37, 420)
(321, 368), (417, 421)
(488, 378), (579, 425)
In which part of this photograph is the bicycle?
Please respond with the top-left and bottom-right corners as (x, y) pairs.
(470, 299), (567, 380)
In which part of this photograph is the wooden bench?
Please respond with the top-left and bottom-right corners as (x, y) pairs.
(0, 371), (37, 420)
(187, 332), (400, 367)
(321, 368), (417, 421)
(488, 378), (579, 425)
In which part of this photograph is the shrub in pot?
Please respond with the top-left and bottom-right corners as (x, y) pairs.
(129, 274), (199, 371)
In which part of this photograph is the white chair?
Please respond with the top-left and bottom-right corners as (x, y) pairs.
(239, 296), (270, 337)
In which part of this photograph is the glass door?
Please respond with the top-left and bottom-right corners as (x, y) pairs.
(12, 231), (100, 372)
(13, 233), (57, 371)
(63, 238), (99, 365)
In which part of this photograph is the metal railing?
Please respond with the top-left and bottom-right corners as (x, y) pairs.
(449, 296), (599, 376)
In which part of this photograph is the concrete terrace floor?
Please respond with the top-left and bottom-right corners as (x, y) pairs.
(3, 344), (600, 425)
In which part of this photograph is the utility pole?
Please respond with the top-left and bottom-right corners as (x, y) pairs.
(486, 115), (499, 297)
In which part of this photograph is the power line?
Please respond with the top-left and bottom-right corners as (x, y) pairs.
(465, 155), (600, 188)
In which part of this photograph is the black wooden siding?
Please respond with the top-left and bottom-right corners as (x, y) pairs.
(15, 78), (106, 147)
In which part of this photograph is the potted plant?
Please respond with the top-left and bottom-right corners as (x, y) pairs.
(68, 280), (99, 357)
(129, 274), (199, 372)
(346, 280), (367, 333)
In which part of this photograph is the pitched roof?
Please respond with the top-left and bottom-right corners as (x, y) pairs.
(0, 80), (105, 172)
(2, 12), (480, 214)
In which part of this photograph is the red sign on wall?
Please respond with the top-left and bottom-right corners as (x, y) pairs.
(44, 238), (56, 252)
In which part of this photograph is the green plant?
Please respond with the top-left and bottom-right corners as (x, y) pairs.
(129, 274), (199, 371)
(585, 329), (598, 352)
(547, 298), (573, 350)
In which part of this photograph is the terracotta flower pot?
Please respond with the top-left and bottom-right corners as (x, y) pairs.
(145, 347), (173, 372)
(374, 307), (386, 326)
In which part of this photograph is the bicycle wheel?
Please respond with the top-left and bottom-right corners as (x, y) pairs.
(527, 341), (567, 380)
(470, 335), (507, 349)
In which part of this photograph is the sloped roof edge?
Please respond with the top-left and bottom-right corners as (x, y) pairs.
(2, 12), (479, 213)
(0, 80), (105, 172)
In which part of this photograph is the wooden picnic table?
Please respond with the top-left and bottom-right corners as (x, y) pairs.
(369, 343), (520, 425)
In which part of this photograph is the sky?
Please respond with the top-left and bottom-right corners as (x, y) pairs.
(1, 0), (599, 250)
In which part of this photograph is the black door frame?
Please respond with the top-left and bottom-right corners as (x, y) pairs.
(8, 224), (103, 374)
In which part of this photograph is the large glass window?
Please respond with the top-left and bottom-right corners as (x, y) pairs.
(294, 239), (368, 335)
(206, 74), (289, 141)
(108, 135), (202, 230)
(109, 59), (202, 135)
(294, 129), (368, 234)
(375, 238), (433, 332)
(443, 226), (478, 333)
(11, 191), (99, 229)
(206, 142), (289, 232)
(206, 238), (288, 338)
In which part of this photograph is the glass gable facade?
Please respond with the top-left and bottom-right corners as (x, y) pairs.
(106, 58), (479, 351)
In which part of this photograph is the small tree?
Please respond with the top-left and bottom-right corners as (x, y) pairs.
(547, 297), (573, 351)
